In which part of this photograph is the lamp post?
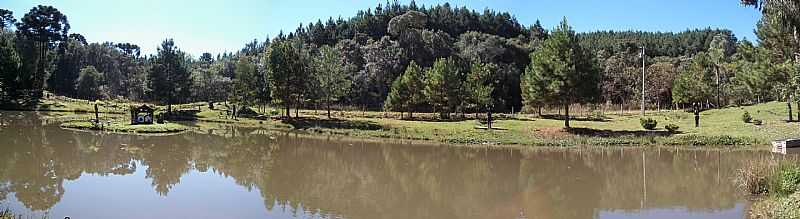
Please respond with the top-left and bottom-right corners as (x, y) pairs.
(640, 46), (646, 116)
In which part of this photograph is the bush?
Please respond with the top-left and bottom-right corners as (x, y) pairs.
(742, 111), (753, 123)
(753, 119), (763, 126)
(772, 163), (800, 196)
(665, 124), (679, 133)
(640, 117), (658, 130)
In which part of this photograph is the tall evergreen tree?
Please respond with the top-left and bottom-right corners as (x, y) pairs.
(463, 61), (496, 114)
(521, 18), (601, 128)
(0, 32), (20, 102)
(149, 39), (191, 108)
(267, 38), (308, 118)
(0, 9), (15, 30)
(15, 5), (70, 99)
(49, 37), (85, 96)
(232, 56), (258, 106)
(312, 45), (354, 118)
(424, 57), (464, 119)
(384, 61), (425, 118)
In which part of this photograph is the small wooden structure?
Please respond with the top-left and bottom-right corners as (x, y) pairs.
(130, 105), (155, 125)
(772, 139), (800, 155)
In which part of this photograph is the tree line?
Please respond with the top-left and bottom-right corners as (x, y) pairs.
(1, 1), (797, 126)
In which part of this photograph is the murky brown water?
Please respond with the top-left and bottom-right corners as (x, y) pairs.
(0, 111), (786, 219)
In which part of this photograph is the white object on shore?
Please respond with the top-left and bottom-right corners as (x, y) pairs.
(772, 139), (800, 154)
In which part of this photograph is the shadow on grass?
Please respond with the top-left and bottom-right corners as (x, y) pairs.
(567, 127), (678, 137)
(540, 114), (609, 122)
(162, 110), (200, 121)
(283, 117), (384, 130)
(398, 117), (468, 122)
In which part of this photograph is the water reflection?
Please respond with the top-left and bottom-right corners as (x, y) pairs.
(0, 112), (783, 219)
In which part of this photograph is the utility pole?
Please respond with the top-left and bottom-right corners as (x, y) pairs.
(641, 46), (646, 116)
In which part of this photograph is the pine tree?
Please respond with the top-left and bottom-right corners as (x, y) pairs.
(424, 57), (463, 119)
(521, 18), (600, 128)
(312, 45), (354, 118)
(149, 39), (191, 107)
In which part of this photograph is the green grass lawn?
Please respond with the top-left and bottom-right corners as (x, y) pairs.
(25, 92), (800, 147)
(288, 101), (800, 147)
(61, 121), (188, 134)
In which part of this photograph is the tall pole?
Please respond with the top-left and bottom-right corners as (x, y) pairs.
(641, 46), (646, 116)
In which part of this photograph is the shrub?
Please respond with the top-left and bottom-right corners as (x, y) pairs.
(771, 163), (800, 196)
(742, 111), (753, 123)
(665, 124), (679, 133)
(753, 119), (763, 126)
(640, 117), (658, 130)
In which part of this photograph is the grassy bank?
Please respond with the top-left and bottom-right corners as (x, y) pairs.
(16, 94), (800, 147)
(60, 121), (188, 134)
(288, 101), (794, 147)
(737, 160), (800, 219)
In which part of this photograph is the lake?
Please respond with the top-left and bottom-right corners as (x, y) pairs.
(0, 111), (784, 219)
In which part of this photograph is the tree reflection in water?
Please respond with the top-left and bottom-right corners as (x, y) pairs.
(0, 112), (778, 218)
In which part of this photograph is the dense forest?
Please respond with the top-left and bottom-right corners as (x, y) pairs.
(0, 1), (797, 125)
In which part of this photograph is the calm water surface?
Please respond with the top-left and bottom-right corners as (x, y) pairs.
(0, 111), (785, 219)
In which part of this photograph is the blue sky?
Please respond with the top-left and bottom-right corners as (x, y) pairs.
(3, 0), (762, 56)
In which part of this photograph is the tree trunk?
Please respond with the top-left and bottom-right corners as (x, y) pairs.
(564, 103), (570, 129)
(788, 97), (794, 122)
(286, 105), (290, 118)
(715, 65), (721, 108)
(326, 101), (331, 119)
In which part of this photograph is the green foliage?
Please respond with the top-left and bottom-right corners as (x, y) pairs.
(49, 37), (86, 96)
(384, 61), (425, 116)
(742, 111), (753, 123)
(672, 52), (715, 104)
(521, 18), (600, 127)
(267, 38), (309, 116)
(0, 1), (794, 121)
(423, 57), (463, 118)
(665, 123), (679, 133)
(0, 9), (15, 30)
(359, 36), (406, 107)
(579, 29), (734, 57)
(232, 56), (259, 105)
(462, 61), (496, 113)
(384, 75), (410, 113)
(0, 32), (19, 102)
(772, 163), (800, 197)
(149, 39), (191, 105)
(312, 45), (354, 117)
(640, 117), (658, 130)
(75, 66), (102, 100)
(191, 56), (231, 103)
(15, 5), (70, 99)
